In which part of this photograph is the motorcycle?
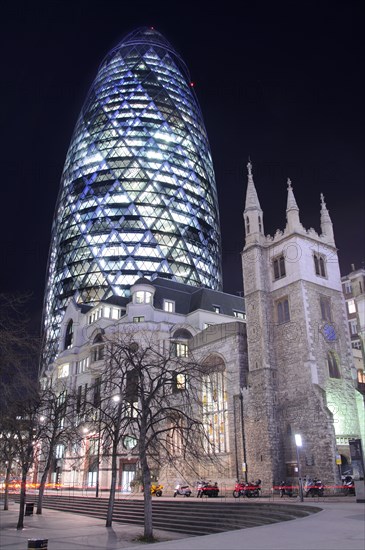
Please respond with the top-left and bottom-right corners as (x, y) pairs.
(232, 480), (246, 498)
(279, 481), (293, 498)
(244, 479), (261, 498)
(233, 479), (261, 498)
(196, 480), (219, 498)
(304, 478), (324, 497)
(174, 483), (192, 497)
(150, 483), (163, 496)
(342, 475), (355, 496)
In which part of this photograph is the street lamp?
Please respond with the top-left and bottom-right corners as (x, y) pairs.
(295, 433), (304, 502)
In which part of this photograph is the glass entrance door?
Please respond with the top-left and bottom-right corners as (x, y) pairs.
(121, 463), (136, 493)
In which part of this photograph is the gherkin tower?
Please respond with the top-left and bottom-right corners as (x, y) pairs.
(43, 27), (222, 364)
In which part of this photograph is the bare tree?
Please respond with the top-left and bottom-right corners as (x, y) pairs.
(93, 329), (217, 540)
(0, 293), (42, 527)
(35, 382), (80, 514)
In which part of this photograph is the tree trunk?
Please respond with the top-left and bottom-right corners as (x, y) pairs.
(105, 440), (118, 527)
(36, 464), (50, 515)
(142, 459), (153, 540)
(16, 470), (27, 530)
(3, 463), (11, 511)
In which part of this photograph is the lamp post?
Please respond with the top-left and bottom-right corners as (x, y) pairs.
(95, 412), (102, 498)
(240, 388), (248, 483)
(295, 433), (304, 502)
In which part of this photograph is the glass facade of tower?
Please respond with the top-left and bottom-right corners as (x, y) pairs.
(43, 27), (222, 365)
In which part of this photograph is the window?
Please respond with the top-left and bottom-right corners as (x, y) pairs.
(213, 305), (221, 314)
(320, 296), (332, 321)
(163, 299), (175, 312)
(347, 299), (356, 314)
(258, 215), (262, 233)
(313, 253), (326, 277)
(64, 320), (73, 349)
(358, 370), (365, 384)
(172, 342), (188, 357)
(133, 316), (144, 323)
(93, 377), (101, 407)
(91, 334), (104, 362)
(273, 254), (286, 280)
(352, 340), (362, 350)
(327, 351), (341, 379)
(349, 319), (358, 335)
(173, 373), (187, 392)
(57, 363), (69, 378)
(246, 216), (250, 234)
(344, 281), (352, 294)
(135, 290), (152, 304)
(233, 311), (246, 319)
(202, 356), (227, 453)
(126, 370), (138, 404)
(277, 298), (290, 324)
(76, 357), (89, 374)
(55, 444), (64, 459)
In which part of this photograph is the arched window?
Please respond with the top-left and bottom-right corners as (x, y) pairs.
(91, 334), (104, 362)
(202, 355), (228, 453)
(246, 216), (250, 234)
(327, 351), (341, 379)
(258, 215), (262, 233)
(171, 328), (192, 358)
(64, 320), (73, 350)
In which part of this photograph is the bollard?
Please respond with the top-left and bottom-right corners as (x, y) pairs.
(27, 539), (48, 549)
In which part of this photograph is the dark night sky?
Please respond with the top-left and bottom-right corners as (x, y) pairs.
(1, 0), (364, 329)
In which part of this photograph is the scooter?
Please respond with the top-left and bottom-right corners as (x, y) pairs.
(196, 480), (219, 497)
(304, 478), (324, 497)
(279, 481), (293, 498)
(150, 483), (163, 496)
(174, 483), (192, 497)
(342, 475), (355, 496)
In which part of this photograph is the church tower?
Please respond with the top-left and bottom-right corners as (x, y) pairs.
(241, 162), (363, 487)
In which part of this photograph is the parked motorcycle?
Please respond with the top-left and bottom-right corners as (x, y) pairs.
(279, 481), (293, 498)
(244, 479), (261, 498)
(304, 478), (324, 497)
(342, 475), (355, 496)
(150, 483), (163, 496)
(174, 483), (192, 497)
(232, 480), (246, 498)
(196, 480), (219, 498)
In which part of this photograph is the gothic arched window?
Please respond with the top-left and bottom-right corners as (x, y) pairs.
(258, 215), (262, 233)
(91, 333), (104, 362)
(246, 216), (250, 234)
(327, 351), (341, 379)
(202, 355), (228, 453)
(64, 320), (73, 350)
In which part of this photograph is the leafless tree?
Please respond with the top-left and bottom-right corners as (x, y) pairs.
(0, 293), (42, 527)
(91, 329), (217, 540)
(35, 382), (81, 514)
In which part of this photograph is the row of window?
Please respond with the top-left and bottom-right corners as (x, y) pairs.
(272, 252), (327, 281)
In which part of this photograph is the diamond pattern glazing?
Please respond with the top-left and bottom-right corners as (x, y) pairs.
(43, 27), (222, 364)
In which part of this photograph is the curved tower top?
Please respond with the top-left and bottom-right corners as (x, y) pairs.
(43, 26), (222, 365)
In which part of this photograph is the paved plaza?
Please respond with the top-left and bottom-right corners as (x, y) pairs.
(0, 497), (364, 550)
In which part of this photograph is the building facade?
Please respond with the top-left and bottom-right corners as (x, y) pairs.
(241, 162), (364, 486)
(341, 266), (365, 394)
(39, 28), (364, 494)
(42, 27), (222, 367)
(42, 278), (247, 492)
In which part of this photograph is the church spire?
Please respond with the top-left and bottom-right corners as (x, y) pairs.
(285, 178), (303, 233)
(320, 193), (335, 245)
(244, 160), (262, 212)
(244, 160), (264, 242)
